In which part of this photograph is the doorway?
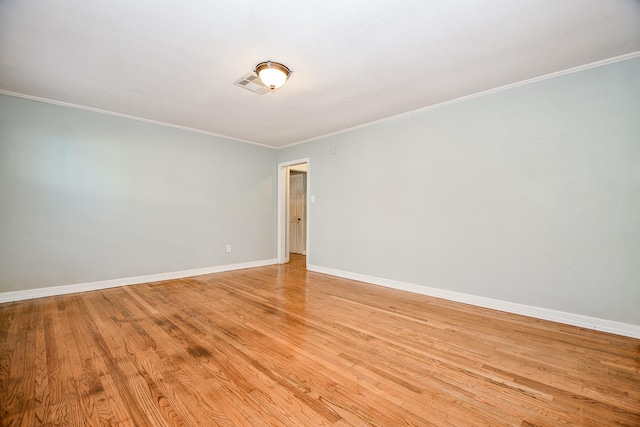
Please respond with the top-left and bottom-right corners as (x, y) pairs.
(277, 159), (310, 265)
(289, 167), (307, 255)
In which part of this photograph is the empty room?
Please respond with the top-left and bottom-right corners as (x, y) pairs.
(1, 1), (639, 426)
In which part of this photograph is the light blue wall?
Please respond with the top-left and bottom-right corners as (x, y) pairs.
(2, 58), (638, 326)
(279, 57), (640, 325)
(0, 95), (277, 292)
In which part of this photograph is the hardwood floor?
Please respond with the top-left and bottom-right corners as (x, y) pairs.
(1, 254), (639, 426)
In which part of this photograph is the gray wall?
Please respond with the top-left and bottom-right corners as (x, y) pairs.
(0, 95), (276, 292)
(279, 57), (640, 325)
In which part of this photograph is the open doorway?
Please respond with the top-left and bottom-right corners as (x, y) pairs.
(277, 159), (310, 266)
(289, 165), (307, 255)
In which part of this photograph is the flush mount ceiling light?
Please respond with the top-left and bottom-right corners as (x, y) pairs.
(255, 60), (291, 91)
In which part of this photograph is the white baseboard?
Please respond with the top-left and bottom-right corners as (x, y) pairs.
(0, 259), (278, 303)
(308, 264), (640, 339)
(4, 260), (637, 339)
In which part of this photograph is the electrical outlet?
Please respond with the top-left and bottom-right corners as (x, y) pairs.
(226, 244), (231, 252)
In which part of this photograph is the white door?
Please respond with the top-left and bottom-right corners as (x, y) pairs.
(289, 172), (306, 254)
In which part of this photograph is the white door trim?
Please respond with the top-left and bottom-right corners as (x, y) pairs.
(277, 158), (310, 266)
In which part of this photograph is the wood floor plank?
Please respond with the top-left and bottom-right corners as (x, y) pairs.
(1, 254), (639, 426)
(2, 300), (38, 426)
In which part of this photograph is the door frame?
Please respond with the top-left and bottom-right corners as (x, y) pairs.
(277, 158), (310, 265)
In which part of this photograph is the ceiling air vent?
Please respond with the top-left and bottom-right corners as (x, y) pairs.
(234, 72), (269, 95)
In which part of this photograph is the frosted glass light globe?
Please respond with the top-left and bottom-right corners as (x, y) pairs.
(255, 61), (291, 90)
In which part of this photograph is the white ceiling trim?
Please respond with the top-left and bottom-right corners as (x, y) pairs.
(0, 89), (274, 149)
(279, 51), (640, 149)
(2, 51), (639, 151)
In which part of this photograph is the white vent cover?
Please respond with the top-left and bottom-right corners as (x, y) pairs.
(234, 72), (269, 95)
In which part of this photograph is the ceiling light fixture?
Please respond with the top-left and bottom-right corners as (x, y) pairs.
(255, 60), (291, 91)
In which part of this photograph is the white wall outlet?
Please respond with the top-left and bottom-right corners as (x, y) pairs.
(226, 244), (231, 252)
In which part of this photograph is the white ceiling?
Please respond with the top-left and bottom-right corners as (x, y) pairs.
(1, 1), (639, 148)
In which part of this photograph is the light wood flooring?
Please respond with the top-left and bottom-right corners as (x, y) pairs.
(1, 254), (639, 426)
